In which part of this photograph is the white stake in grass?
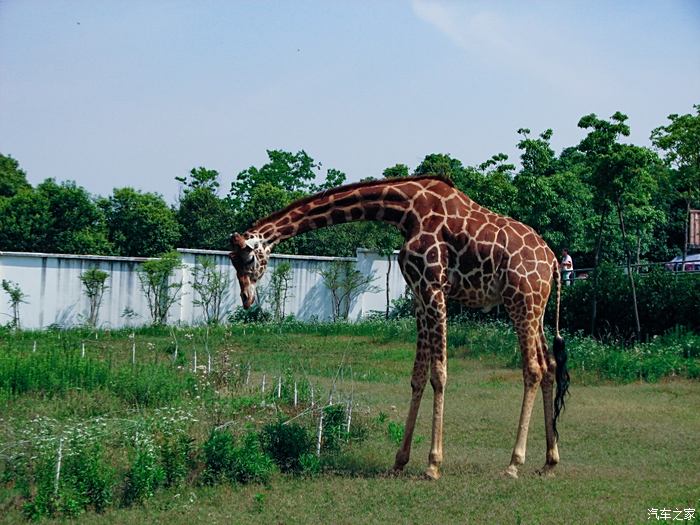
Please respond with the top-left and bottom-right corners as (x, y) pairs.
(193, 348), (197, 372)
(294, 381), (298, 407)
(261, 374), (266, 397)
(32, 340), (36, 353)
(316, 407), (324, 457)
(245, 363), (251, 385)
(131, 340), (136, 365)
(54, 438), (64, 496)
(81, 341), (85, 358)
(277, 376), (282, 398)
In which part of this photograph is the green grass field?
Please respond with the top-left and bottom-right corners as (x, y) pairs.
(1, 322), (699, 524)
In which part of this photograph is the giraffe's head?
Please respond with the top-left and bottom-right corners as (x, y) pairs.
(228, 233), (270, 309)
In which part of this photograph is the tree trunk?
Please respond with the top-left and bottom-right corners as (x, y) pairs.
(590, 210), (607, 336)
(617, 200), (642, 341)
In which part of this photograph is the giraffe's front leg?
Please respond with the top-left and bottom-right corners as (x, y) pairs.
(392, 351), (429, 472)
(423, 291), (448, 480)
(426, 352), (447, 480)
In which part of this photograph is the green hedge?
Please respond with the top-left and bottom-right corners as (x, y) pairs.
(553, 264), (700, 340)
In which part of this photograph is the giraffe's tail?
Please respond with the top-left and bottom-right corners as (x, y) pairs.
(552, 260), (569, 441)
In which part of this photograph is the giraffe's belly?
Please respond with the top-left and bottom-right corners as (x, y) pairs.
(447, 269), (504, 310)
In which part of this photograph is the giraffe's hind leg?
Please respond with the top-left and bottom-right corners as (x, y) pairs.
(504, 320), (543, 479)
(538, 324), (560, 476)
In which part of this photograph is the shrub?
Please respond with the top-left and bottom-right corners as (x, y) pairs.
(389, 289), (414, 319)
(191, 256), (232, 325)
(22, 437), (115, 520)
(553, 264), (700, 341)
(1, 279), (27, 329)
(79, 268), (110, 327)
(299, 452), (321, 477)
(202, 429), (275, 485)
(122, 432), (164, 506)
(136, 251), (183, 326)
(229, 304), (272, 324)
(322, 404), (348, 453)
(160, 434), (194, 488)
(261, 419), (313, 473)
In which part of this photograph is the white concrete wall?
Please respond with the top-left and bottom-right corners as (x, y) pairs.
(0, 249), (405, 329)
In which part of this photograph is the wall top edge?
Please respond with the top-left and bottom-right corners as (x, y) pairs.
(0, 249), (366, 264)
(0, 251), (153, 263)
(177, 248), (357, 262)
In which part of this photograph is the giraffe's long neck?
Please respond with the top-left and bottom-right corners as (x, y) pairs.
(246, 178), (430, 246)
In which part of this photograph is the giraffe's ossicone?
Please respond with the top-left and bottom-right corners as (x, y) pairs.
(229, 176), (569, 479)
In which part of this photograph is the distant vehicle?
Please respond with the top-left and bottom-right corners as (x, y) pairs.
(665, 253), (700, 272)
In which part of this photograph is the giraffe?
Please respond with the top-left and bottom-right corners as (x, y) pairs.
(228, 176), (569, 480)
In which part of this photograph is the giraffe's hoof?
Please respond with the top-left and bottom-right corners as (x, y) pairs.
(504, 465), (519, 479)
(424, 466), (441, 480)
(391, 461), (406, 473)
(536, 465), (556, 478)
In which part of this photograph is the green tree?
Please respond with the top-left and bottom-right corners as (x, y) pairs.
(473, 153), (517, 216)
(578, 112), (663, 341)
(651, 105), (700, 261)
(512, 129), (594, 256)
(229, 150), (346, 225)
(100, 188), (180, 257)
(0, 190), (51, 252)
(229, 150), (350, 255)
(414, 153), (464, 179)
(191, 256), (232, 324)
(268, 261), (293, 321)
(175, 168), (236, 250)
(0, 153), (31, 197)
(382, 163), (410, 179)
(516, 128), (556, 178)
(79, 268), (110, 327)
(137, 251), (183, 325)
(1, 279), (27, 329)
(318, 261), (379, 321)
(36, 179), (113, 254)
(230, 150), (324, 210)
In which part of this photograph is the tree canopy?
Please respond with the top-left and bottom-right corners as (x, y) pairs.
(0, 104), (697, 263)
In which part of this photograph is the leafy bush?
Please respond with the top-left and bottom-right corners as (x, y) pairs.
(566, 329), (700, 382)
(554, 264), (700, 341)
(321, 404), (348, 453)
(122, 432), (164, 506)
(261, 419), (312, 474)
(202, 429), (275, 485)
(298, 453), (321, 477)
(389, 289), (414, 319)
(229, 304), (272, 324)
(23, 437), (114, 520)
(160, 434), (194, 488)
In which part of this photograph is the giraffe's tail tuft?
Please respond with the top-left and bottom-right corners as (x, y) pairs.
(552, 334), (569, 441)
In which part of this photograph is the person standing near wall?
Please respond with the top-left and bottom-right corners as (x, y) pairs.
(561, 248), (574, 285)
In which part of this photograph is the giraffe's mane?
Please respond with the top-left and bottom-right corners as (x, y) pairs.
(251, 175), (455, 229)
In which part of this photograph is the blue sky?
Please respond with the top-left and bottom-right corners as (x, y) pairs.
(1, 0), (698, 201)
